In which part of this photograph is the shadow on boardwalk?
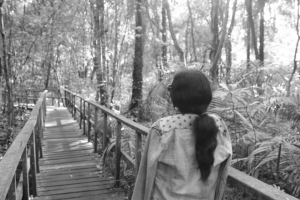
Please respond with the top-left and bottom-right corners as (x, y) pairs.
(34, 106), (124, 200)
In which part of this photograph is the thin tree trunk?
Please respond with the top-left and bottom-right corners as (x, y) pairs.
(256, 0), (266, 95)
(246, 19), (251, 71)
(162, 0), (167, 72)
(287, 0), (300, 97)
(45, 2), (55, 89)
(210, 0), (219, 64)
(0, 0), (12, 126)
(210, 0), (230, 89)
(187, 0), (197, 62)
(164, 0), (184, 62)
(225, 0), (237, 81)
(100, 0), (106, 86)
(129, 0), (144, 113)
(245, 0), (259, 60)
(111, 0), (118, 105)
(185, 16), (189, 61)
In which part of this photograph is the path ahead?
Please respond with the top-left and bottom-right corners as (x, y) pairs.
(34, 106), (124, 200)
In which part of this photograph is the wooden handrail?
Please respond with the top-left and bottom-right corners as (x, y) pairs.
(0, 91), (47, 200)
(62, 88), (298, 200)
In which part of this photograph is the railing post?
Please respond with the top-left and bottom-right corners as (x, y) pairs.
(7, 174), (16, 200)
(115, 121), (122, 187)
(30, 132), (37, 197)
(22, 149), (29, 200)
(52, 92), (54, 106)
(135, 131), (142, 177)
(73, 95), (76, 119)
(64, 90), (67, 107)
(79, 98), (82, 129)
(58, 89), (60, 107)
(87, 103), (91, 141)
(83, 100), (86, 135)
(103, 113), (108, 150)
(94, 107), (98, 153)
(35, 125), (40, 173)
(25, 90), (28, 108)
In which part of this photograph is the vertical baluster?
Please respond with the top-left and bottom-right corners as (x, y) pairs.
(64, 90), (67, 107)
(103, 113), (108, 151)
(115, 121), (121, 187)
(35, 124), (40, 173)
(88, 103), (91, 141)
(40, 105), (44, 158)
(73, 95), (76, 119)
(58, 89), (60, 107)
(7, 174), (16, 200)
(80, 98), (82, 129)
(22, 148), (29, 200)
(94, 107), (98, 153)
(30, 132), (37, 196)
(51, 91), (54, 106)
(25, 90), (28, 108)
(83, 100), (86, 135)
(135, 131), (142, 177)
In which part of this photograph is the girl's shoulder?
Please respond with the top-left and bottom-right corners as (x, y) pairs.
(150, 114), (198, 136)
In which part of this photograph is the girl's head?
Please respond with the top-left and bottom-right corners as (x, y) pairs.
(169, 69), (218, 182)
(169, 69), (212, 115)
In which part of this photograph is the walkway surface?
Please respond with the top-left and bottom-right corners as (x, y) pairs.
(34, 106), (124, 200)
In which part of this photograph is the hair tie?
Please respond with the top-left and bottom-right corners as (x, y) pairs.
(201, 112), (207, 116)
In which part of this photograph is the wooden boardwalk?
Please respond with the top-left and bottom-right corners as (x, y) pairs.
(34, 106), (124, 200)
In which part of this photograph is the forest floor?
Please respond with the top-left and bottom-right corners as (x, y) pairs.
(0, 107), (31, 161)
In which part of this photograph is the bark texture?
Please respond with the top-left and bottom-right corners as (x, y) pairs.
(130, 0), (144, 113)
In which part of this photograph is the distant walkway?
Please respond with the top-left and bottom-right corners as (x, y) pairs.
(35, 106), (124, 200)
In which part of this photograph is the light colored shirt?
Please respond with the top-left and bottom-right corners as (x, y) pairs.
(132, 113), (232, 200)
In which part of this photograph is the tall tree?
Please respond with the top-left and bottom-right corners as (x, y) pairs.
(210, 0), (230, 89)
(164, 0), (184, 62)
(225, 0), (237, 81)
(0, 0), (13, 125)
(129, 0), (144, 113)
(187, 0), (197, 62)
(286, 0), (300, 96)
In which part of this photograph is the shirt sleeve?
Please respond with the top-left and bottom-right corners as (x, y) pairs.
(131, 123), (164, 200)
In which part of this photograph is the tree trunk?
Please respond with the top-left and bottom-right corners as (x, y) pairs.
(256, 0), (266, 95)
(162, 0), (167, 72)
(210, 0), (230, 89)
(129, 0), (144, 113)
(0, 0), (12, 126)
(225, 0), (237, 81)
(45, 1), (55, 89)
(164, 0), (184, 62)
(245, 0), (259, 60)
(287, 0), (300, 97)
(246, 19), (251, 71)
(111, 0), (118, 105)
(187, 0), (197, 62)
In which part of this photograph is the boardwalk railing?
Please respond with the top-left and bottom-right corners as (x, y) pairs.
(1, 88), (62, 107)
(63, 88), (298, 200)
(0, 91), (47, 200)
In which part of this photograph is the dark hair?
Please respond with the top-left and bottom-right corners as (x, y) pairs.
(169, 69), (218, 181)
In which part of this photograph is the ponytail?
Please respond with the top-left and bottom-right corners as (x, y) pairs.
(193, 114), (218, 181)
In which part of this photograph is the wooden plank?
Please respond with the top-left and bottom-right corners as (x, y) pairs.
(39, 184), (112, 196)
(35, 189), (122, 200)
(38, 179), (114, 192)
(62, 194), (125, 200)
(37, 177), (113, 188)
(39, 156), (97, 166)
(37, 167), (98, 177)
